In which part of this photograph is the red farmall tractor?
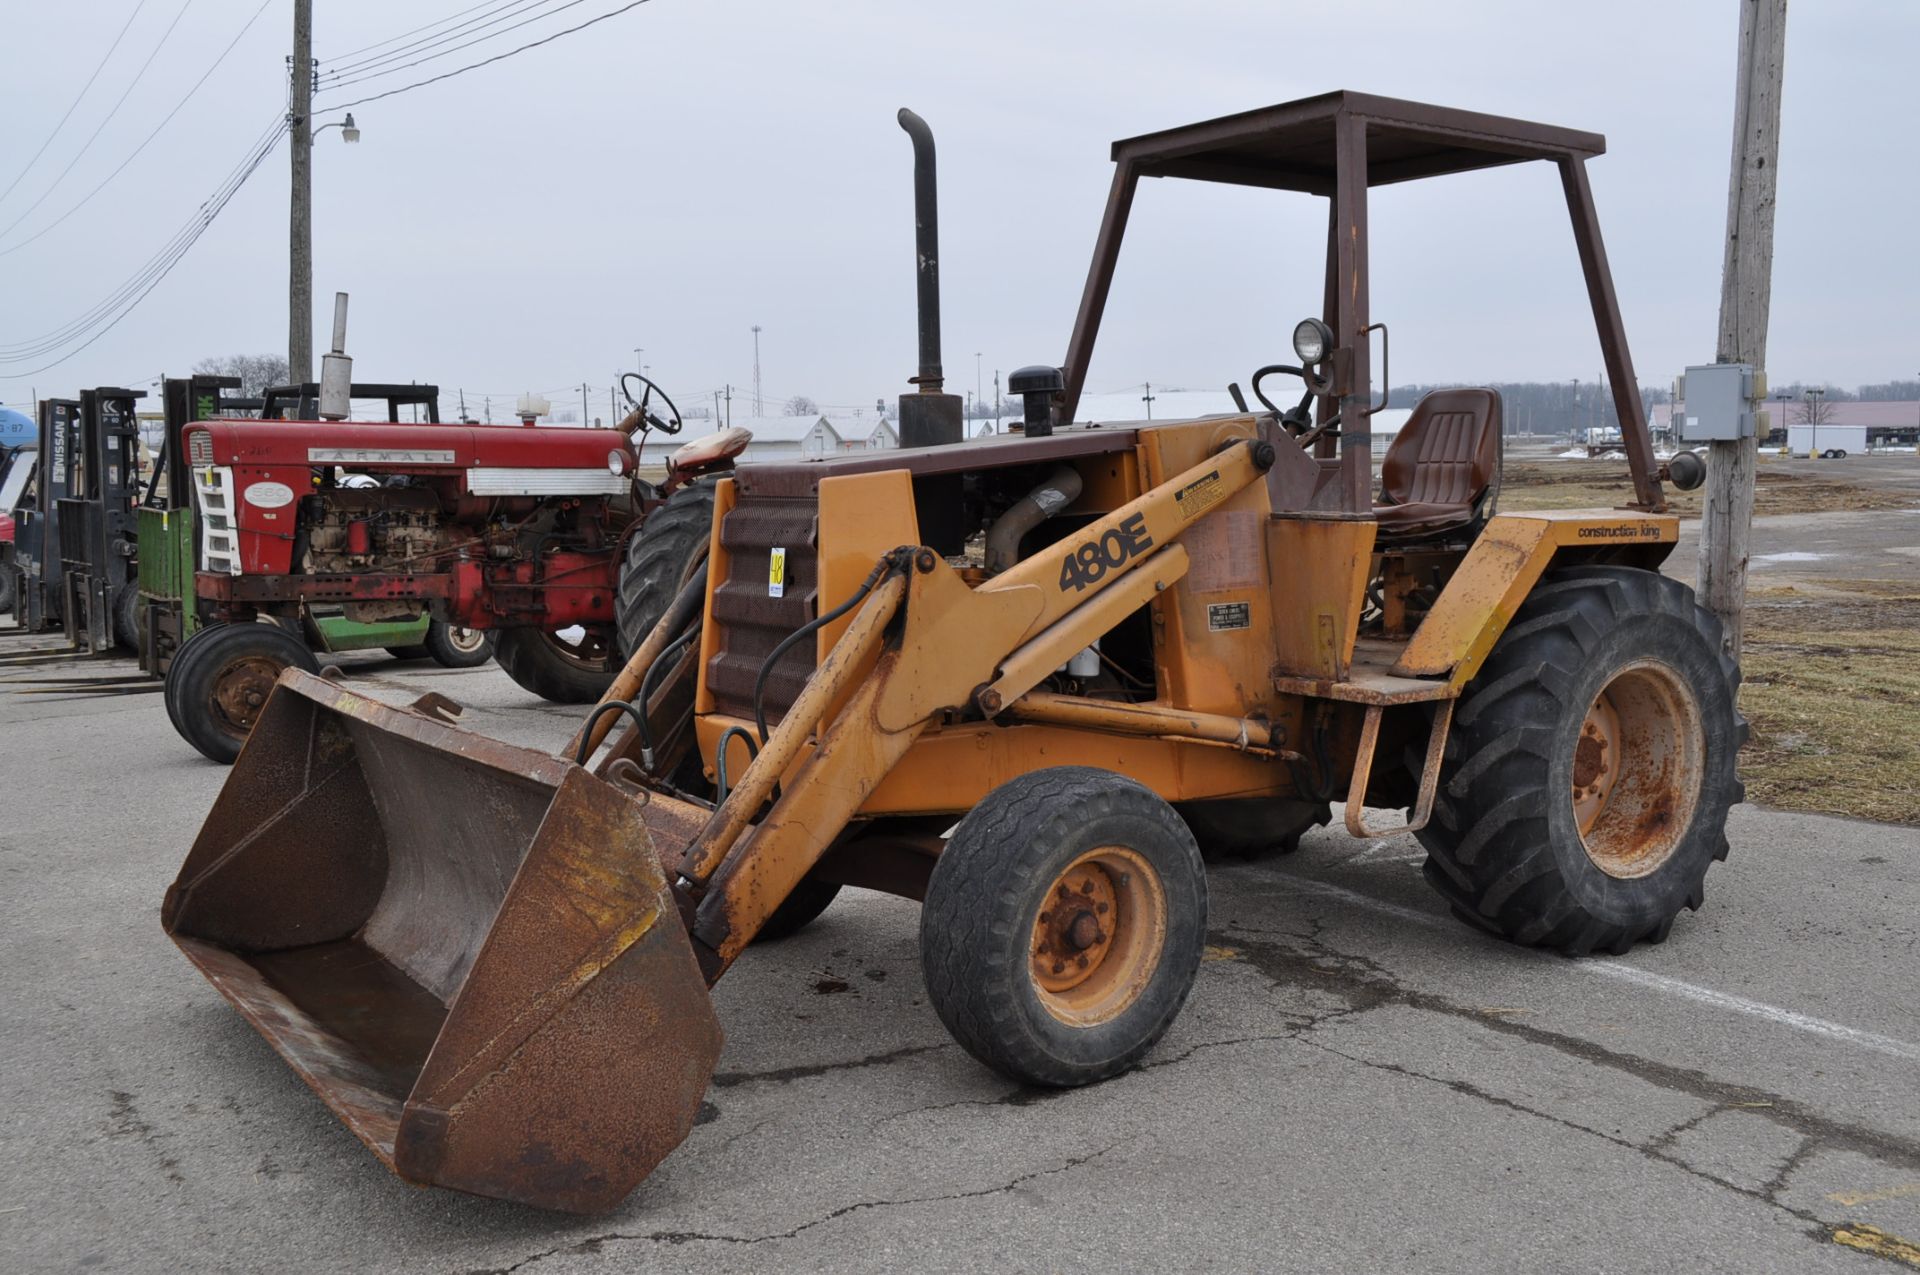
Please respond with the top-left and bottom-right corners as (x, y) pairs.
(167, 374), (744, 761)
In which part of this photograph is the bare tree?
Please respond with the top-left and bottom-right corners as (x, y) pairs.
(784, 395), (819, 417)
(1795, 393), (1838, 428)
(193, 353), (290, 399)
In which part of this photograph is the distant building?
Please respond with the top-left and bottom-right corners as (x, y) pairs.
(1652, 400), (1920, 451)
(637, 412), (901, 468)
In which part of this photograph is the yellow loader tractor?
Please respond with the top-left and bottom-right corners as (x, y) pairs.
(162, 93), (1739, 1212)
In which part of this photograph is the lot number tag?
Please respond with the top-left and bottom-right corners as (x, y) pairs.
(769, 547), (786, 598)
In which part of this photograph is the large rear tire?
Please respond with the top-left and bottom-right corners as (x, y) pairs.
(1416, 566), (1744, 956)
(616, 482), (716, 657)
(921, 767), (1206, 1088)
(168, 622), (320, 764)
(493, 627), (617, 703)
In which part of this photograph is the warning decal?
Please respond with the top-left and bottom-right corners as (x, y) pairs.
(1173, 469), (1226, 519)
(768, 547), (787, 598)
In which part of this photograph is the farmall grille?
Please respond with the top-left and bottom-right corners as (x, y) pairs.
(706, 493), (819, 723)
(187, 430), (213, 465)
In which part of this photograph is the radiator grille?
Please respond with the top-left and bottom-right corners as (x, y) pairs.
(706, 495), (818, 723)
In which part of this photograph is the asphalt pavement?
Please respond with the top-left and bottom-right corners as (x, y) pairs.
(1, 635), (1917, 1274)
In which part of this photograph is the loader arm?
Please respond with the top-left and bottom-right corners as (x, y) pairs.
(674, 437), (1276, 973)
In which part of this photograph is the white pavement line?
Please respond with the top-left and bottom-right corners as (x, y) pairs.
(1264, 874), (1920, 1064)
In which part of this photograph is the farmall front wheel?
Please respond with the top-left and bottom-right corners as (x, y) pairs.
(921, 767), (1207, 1087)
(424, 621), (494, 669)
(1416, 566), (1745, 955)
(167, 622), (320, 764)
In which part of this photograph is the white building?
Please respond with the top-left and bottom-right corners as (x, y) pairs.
(638, 412), (899, 468)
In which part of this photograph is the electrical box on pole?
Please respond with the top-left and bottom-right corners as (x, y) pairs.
(1676, 364), (1765, 443)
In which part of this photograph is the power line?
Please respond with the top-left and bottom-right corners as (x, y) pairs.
(320, 0), (563, 83)
(0, 0), (274, 258)
(323, 0), (512, 63)
(315, 0), (656, 111)
(0, 0), (199, 242)
(319, 0), (594, 93)
(0, 117), (284, 376)
(0, 0), (151, 206)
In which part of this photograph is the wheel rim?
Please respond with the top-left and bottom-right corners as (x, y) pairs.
(209, 654), (285, 739)
(541, 627), (612, 669)
(1572, 659), (1705, 879)
(445, 626), (487, 655)
(1028, 846), (1167, 1027)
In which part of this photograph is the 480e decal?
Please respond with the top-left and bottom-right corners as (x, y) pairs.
(1058, 513), (1154, 592)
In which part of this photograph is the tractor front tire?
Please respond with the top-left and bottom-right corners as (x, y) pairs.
(111, 581), (139, 651)
(616, 482), (717, 658)
(425, 621), (494, 669)
(921, 767), (1206, 1088)
(167, 622), (320, 764)
(1416, 566), (1744, 956)
(493, 628), (617, 703)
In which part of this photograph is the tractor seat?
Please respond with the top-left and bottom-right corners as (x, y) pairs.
(1374, 389), (1501, 540)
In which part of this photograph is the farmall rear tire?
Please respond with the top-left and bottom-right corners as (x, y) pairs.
(616, 481), (717, 658)
(1415, 566), (1744, 956)
(169, 622), (320, 764)
(425, 621), (494, 669)
(492, 627), (617, 703)
(921, 767), (1207, 1088)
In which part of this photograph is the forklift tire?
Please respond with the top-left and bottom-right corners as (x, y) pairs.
(492, 628), (617, 703)
(616, 481), (717, 658)
(425, 621), (494, 669)
(1415, 566), (1744, 956)
(0, 568), (13, 616)
(921, 767), (1206, 1088)
(169, 622), (320, 764)
(1176, 797), (1331, 861)
(112, 582), (139, 651)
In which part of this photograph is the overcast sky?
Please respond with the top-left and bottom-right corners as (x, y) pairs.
(1, 0), (1913, 421)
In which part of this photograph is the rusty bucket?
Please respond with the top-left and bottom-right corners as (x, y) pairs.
(162, 670), (722, 1213)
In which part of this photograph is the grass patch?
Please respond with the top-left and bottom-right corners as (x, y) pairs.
(1498, 461), (1913, 517)
(1736, 582), (1920, 824)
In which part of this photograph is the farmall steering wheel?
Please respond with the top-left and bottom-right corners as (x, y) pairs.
(620, 372), (684, 439)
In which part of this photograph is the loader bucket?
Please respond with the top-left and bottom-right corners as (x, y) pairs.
(161, 670), (723, 1213)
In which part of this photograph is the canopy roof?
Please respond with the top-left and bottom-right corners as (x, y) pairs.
(1112, 91), (1605, 194)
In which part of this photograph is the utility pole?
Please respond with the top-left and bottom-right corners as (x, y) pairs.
(975, 352), (983, 418)
(993, 369), (1001, 427)
(1141, 382), (1155, 421)
(724, 383), (732, 426)
(1699, 0), (1788, 660)
(750, 326), (763, 417)
(634, 348), (644, 382)
(582, 383), (589, 427)
(289, 0), (314, 383)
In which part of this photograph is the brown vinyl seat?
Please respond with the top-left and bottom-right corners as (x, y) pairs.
(1374, 389), (1501, 539)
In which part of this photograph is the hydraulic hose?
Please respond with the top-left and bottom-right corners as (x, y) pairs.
(712, 725), (760, 803)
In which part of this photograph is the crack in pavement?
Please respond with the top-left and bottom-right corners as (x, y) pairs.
(710, 1043), (948, 1089)
(467, 1141), (1125, 1273)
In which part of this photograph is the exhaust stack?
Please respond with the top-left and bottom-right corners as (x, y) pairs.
(895, 109), (963, 450)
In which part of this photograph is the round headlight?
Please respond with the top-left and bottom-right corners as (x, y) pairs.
(1292, 318), (1334, 366)
(607, 450), (629, 476)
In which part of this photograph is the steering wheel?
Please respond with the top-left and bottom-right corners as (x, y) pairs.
(620, 372), (683, 438)
(1250, 363), (1337, 448)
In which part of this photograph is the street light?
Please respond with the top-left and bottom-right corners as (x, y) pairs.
(313, 113), (359, 143)
(1803, 387), (1825, 458)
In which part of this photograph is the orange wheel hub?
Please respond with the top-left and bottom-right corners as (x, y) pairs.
(1028, 846), (1167, 1027)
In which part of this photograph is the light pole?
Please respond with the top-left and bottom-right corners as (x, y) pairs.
(751, 326), (763, 417)
(634, 348), (644, 381)
(975, 351), (983, 423)
(1803, 387), (1825, 457)
(288, 0), (357, 381)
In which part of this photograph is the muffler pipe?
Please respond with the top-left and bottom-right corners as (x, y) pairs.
(895, 109), (964, 459)
(897, 108), (943, 394)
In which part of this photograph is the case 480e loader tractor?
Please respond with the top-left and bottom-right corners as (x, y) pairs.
(162, 93), (1739, 1213)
